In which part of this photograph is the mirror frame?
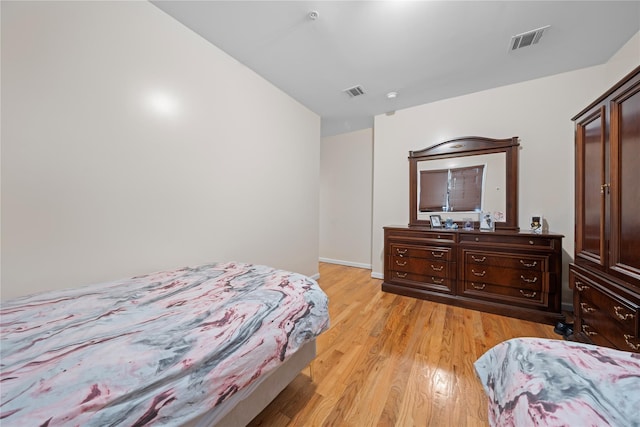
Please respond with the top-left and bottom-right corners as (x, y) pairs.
(408, 136), (520, 230)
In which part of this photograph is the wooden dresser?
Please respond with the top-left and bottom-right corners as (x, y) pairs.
(569, 66), (640, 353)
(383, 227), (564, 324)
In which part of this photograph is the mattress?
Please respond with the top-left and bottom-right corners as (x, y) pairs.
(474, 337), (640, 426)
(0, 261), (329, 425)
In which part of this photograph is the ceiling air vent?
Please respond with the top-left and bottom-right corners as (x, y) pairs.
(343, 85), (365, 98)
(510, 25), (550, 51)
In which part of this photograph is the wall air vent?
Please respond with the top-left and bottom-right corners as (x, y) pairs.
(343, 85), (366, 98)
(510, 25), (550, 51)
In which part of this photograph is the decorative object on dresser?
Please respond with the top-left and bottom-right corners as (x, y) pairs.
(569, 66), (640, 353)
(383, 136), (564, 324)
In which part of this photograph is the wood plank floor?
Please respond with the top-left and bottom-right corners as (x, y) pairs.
(248, 263), (561, 427)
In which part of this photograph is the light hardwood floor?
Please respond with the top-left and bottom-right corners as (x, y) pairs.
(248, 263), (561, 427)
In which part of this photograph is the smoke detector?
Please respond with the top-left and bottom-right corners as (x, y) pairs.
(510, 25), (550, 51)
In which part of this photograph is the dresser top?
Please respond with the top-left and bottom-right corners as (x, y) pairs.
(383, 225), (564, 239)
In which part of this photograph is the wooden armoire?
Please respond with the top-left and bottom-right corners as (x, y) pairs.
(570, 66), (640, 353)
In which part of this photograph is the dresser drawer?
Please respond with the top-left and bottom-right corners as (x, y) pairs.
(464, 251), (546, 272)
(415, 231), (456, 243)
(388, 271), (454, 294)
(389, 243), (452, 261)
(386, 229), (456, 244)
(460, 233), (555, 249)
(461, 281), (548, 307)
(390, 256), (450, 278)
(462, 264), (544, 291)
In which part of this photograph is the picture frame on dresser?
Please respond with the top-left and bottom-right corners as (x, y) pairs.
(479, 212), (494, 231)
(429, 215), (442, 228)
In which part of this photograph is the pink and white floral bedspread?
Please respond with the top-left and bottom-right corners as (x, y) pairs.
(474, 337), (640, 427)
(1, 262), (329, 426)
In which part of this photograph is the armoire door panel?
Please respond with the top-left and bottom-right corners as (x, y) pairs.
(610, 75), (640, 280)
(576, 106), (606, 266)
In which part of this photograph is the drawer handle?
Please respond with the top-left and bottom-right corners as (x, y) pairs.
(575, 281), (589, 292)
(582, 325), (597, 336)
(471, 255), (486, 263)
(396, 272), (408, 278)
(471, 269), (486, 277)
(520, 260), (537, 268)
(529, 240), (535, 245)
(580, 302), (595, 313)
(432, 251), (445, 258)
(614, 306), (635, 321)
(474, 237), (480, 242)
(520, 275), (538, 284)
(471, 283), (486, 290)
(396, 248), (408, 256)
(431, 277), (445, 284)
(431, 264), (444, 272)
(624, 334), (640, 351)
(519, 290), (537, 298)
(395, 260), (407, 266)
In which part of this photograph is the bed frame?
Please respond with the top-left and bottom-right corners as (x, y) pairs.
(184, 340), (317, 427)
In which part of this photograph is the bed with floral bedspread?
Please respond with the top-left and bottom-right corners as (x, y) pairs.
(474, 337), (640, 427)
(1, 262), (329, 426)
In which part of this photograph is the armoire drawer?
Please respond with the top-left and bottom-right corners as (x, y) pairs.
(571, 269), (639, 343)
(570, 265), (640, 352)
(579, 313), (640, 352)
(576, 284), (639, 337)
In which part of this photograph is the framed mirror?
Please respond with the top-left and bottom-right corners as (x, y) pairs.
(408, 136), (520, 230)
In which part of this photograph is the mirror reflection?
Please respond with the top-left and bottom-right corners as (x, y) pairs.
(416, 153), (506, 223)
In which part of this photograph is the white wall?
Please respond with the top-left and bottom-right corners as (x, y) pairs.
(1, 1), (320, 300)
(319, 128), (373, 268)
(371, 32), (639, 306)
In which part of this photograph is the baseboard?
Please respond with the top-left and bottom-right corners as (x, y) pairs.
(309, 273), (320, 281)
(371, 271), (383, 279)
(319, 257), (372, 270)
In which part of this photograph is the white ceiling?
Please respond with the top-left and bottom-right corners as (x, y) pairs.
(151, 1), (640, 137)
